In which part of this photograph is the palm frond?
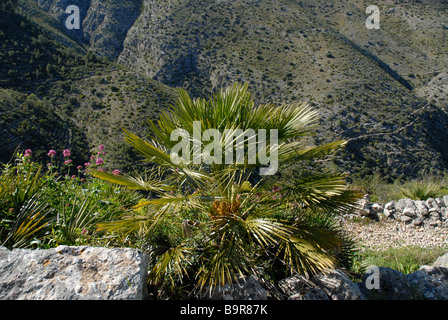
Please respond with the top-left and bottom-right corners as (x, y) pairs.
(4, 191), (53, 248)
(277, 236), (336, 277)
(148, 244), (192, 289)
(88, 169), (172, 192)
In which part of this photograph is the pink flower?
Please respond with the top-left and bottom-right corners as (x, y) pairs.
(76, 165), (83, 170)
(98, 144), (104, 151)
(84, 162), (91, 167)
(64, 159), (72, 165)
(71, 175), (76, 179)
(81, 228), (88, 236)
(112, 169), (120, 175)
(95, 158), (104, 166)
(47, 149), (56, 157)
(24, 149), (32, 157)
(63, 149), (71, 157)
(90, 155), (95, 160)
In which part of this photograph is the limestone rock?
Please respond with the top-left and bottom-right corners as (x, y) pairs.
(397, 199), (415, 211)
(359, 267), (413, 300)
(433, 252), (448, 268)
(415, 201), (429, 216)
(436, 198), (446, 208)
(310, 270), (366, 300)
(384, 201), (396, 211)
(443, 195), (448, 207)
(288, 287), (329, 300)
(400, 215), (412, 223)
(277, 274), (307, 297)
(403, 207), (417, 218)
(204, 276), (267, 300)
(407, 266), (448, 300)
(0, 246), (149, 300)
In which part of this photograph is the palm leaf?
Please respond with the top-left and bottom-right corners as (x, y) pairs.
(148, 244), (192, 289)
(89, 169), (172, 192)
(4, 191), (53, 249)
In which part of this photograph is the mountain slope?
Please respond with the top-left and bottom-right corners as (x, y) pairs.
(3, 0), (448, 180)
(0, 2), (177, 171)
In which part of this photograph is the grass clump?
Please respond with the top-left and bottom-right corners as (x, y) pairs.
(350, 246), (448, 277)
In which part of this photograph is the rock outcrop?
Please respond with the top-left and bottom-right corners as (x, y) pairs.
(276, 253), (448, 300)
(0, 245), (149, 300)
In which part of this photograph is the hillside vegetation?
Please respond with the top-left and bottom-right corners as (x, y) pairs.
(1, 0), (448, 180)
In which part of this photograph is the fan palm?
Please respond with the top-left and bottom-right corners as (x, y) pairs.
(0, 159), (54, 249)
(91, 83), (361, 293)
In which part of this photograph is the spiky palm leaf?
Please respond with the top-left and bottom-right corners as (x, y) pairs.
(3, 191), (54, 249)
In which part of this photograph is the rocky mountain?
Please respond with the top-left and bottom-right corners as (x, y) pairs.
(1, 0), (448, 180)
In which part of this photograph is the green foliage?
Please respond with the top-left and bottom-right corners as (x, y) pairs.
(0, 151), (144, 249)
(350, 173), (448, 203)
(398, 178), (447, 200)
(350, 246), (448, 276)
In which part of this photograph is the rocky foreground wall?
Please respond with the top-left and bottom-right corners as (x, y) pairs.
(0, 246), (149, 300)
(0, 245), (447, 300)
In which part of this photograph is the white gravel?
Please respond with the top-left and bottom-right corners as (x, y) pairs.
(340, 218), (448, 251)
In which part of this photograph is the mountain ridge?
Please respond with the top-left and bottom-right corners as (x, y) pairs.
(1, 0), (448, 180)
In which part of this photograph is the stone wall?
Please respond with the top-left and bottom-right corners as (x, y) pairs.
(355, 195), (448, 229)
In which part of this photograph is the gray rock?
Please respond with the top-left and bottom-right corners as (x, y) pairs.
(403, 207), (417, 218)
(412, 217), (424, 226)
(311, 270), (366, 300)
(288, 287), (329, 300)
(384, 201), (396, 211)
(359, 267), (413, 300)
(0, 246), (149, 300)
(277, 274), (307, 297)
(204, 276), (267, 300)
(401, 215), (413, 223)
(407, 268), (448, 300)
(426, 198), (438, 209)
(436, 198), (446, 208)
(359, 199), (373, 216)
(371, 203), (383, 213)
(443, 195), (448, 208)
(420, 265), (448, 283)
(443, 208), (448, 220)
(433, 252), (448, 268)
(397, 199), (415, 211)
(383, 208), (395, 219)
(415, 201), (429, 216)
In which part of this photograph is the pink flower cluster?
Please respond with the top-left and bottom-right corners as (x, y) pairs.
(24, 144), (122, 181)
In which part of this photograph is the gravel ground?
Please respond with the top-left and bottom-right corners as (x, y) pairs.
(340, 217), (448, 251)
